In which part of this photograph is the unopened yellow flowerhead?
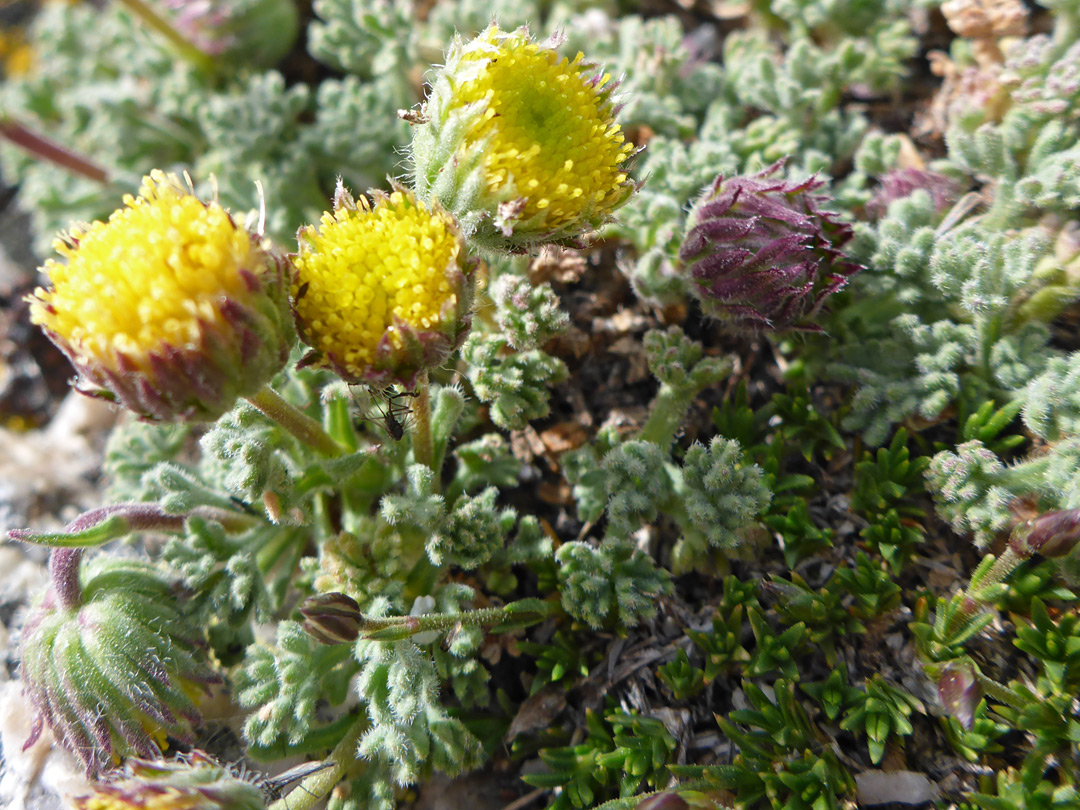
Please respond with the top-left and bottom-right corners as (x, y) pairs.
(292, 182), (474, 387)
(74, 751), (266, 810)
(410, 24), (636, 251)
(28, 171), (295, 422)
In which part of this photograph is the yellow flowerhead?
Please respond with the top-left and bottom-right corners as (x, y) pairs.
(410, 24), (636, 251)
(292, 181), (474, 388)
(28, 171), (295, 422)
(74, 751), (266, 810)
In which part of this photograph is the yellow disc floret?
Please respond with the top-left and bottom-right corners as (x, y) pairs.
(455, 27), (633, 231)
(292, 184), (472, 385)
(30, 171), (255, 371)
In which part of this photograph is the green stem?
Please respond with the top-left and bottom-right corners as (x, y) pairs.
(247, 385), (345, 457)
(356, 599), (551, 641)
(113, 0), (217, 73)
(255, 526), (301, 574)
(8, 503), (257, 548)
(977, 314), (1001, 392)
(999, 454), (1054, 490)
(412, 373), (435, 474)
(302, 596), (553, 643)
(312, 493), (337, 543)
(973, 547), (1024, 594)
(1053, 9), (1080, 57)
(982, 180), (1016, 232)
(974, 672), (1029, 710)
(637, 383), (688, 447)
(269, 713), (368, 810)
(945, 547), (1024, 638)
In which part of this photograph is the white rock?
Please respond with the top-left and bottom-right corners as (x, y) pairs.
(0, 679), (90, 810)
(855, 770), (937, 806)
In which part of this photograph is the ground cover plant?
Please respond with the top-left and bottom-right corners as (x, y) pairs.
(3, 0), (1080, 809)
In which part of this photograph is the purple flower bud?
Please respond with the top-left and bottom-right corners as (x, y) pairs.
(1008, 508), (1080, 559)
(636, 792), (690, 810)
(300, 592), (362, 644)
(20, 558), (219, 775)
(937, 662), (981, 729)
(156, 0), (299, 68)
(678, 160), (861, 333)
(866, 169), (961, 219)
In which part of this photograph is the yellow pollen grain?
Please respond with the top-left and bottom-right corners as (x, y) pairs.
(28, 172), (256, 371)
(454, 28), (634, 229)
(292, 193), (461, 378)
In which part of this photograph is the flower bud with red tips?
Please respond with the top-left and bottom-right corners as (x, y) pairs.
(300, 592), (362, 644)
(19, 557), (219, 775)
(936, 661), (981, 729)
(74, 750), (267, 810)
(678, 160), (861, 333)
(1009, 507), (1080, 559)
(291, 182), (475, 389)
(636, 792), (690, 810)
(409, 24), (636, 252)
(27, 171), (295, 423)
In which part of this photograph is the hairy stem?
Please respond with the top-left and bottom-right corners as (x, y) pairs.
(8, 503), (257, 547)
(412, 373), (435, 473)
(982, 180), (1016, 233)
(49, 548), (84, 611)
(356, 599), (551, 641)
(248, 385), (345, 457)
(301, 594), (553, 643)
(974, 671), (1029, 710)
(945, 547), (1023, 638)
(638, 382), (689, 448)
(973, 547), (1024, 594)
(999, 454), (1054, 489)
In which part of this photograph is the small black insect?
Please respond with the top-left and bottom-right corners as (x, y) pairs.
(223, 756), (335, 805)
(259, 759), (335, 801)
(348, 386), (417, 441)
(228, 495), (260, 517)
(169, 750), (334, 807)
(294, 281), (310, 303)
(376, 388), (417, 441)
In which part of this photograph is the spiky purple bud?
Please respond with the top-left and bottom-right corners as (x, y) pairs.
(678, 160), (861, 333)
(866, 169), (961, 219)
